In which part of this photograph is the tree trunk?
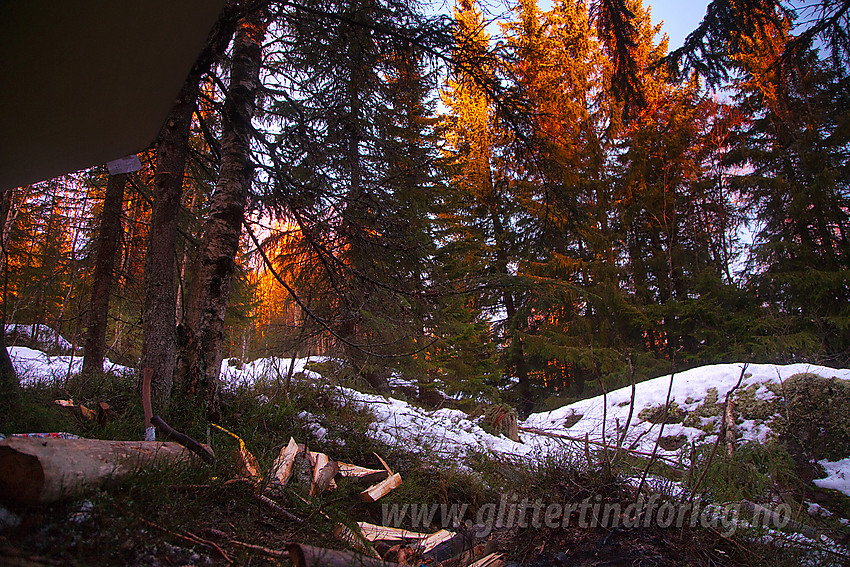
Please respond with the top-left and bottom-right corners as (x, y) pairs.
(139, 5), (242, 415)
(177, 10), (267, 418)
(81, 173), (127, 377)
(140, 80), (196, 414)
(0, 185), (18, 422)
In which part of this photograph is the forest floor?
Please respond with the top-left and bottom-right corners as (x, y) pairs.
(2, 336), (850, 565)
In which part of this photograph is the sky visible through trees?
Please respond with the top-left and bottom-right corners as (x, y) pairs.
(1, 0), (849, 420)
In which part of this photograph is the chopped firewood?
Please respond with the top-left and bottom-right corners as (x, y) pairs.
(309, 460), (339, 498)
(359, 472), (402, 502)
(338, 462), (389, 484)
(423, 525), (488, 564)
(373, 452), (394, 475)
(54, 399), (97, 422)
(356, 521), (430, 542)
(288, 543), (403, 567)
(442, 540), (496, 567)
(467, 553), (505, 567)
(333, 524), (382, 558)
(307, 450), (338, 495)
(417, 530), (455, 553)
(96, 402), (112, 427)
(270, 437), (300, 486)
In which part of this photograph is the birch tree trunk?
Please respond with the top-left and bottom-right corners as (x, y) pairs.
(177, 9), (267, 417)
(81, 172), (127, 377)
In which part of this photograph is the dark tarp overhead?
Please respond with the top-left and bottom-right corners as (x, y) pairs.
(0, 0), (227, 190)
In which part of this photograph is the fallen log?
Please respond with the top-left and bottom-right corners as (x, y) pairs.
(0, 436), (199, 504)
(287, 543), (403, 567)
(359, 473), (402, 502)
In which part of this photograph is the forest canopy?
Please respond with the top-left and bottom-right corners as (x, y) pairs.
(1, 0), (849, 420)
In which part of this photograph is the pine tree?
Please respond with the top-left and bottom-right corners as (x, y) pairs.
(728, 14), (850, 363)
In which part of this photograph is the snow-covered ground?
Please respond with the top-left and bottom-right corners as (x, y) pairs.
(8, 349), (850, 503)
(9, 346), (132, 385)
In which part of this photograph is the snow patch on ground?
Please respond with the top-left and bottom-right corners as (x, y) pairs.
(814, 458), (850, 497)
(523, 363), (850, 457)
(9, 346), (131, 385)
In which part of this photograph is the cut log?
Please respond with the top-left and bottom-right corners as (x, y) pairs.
(270, 437), (300, 486)
(359, 472), (402, 503)
(288, 543), (402, 567)
(356, 521), (430, 543)
(338, 462), (389, 484)
(0, 436), (199, 504)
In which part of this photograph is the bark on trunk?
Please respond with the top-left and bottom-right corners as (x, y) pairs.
(139, 5), (241, 414)
(81, 173), (127, 377)
(140, 80), (196, 413)
(177, 10), (267, 418)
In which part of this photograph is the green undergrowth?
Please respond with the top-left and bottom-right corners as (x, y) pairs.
(2, 368), (849, 565)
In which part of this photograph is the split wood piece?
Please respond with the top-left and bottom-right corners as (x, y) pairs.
(288, 543), (403, 567)
(359, 472), (402, 503)
(270, 437), (301, 486)
(373, 452), (393, 475)
(423, 525), (488, 564)
(334, 524), (382, 559)
(54, 399), (96, 422)
(338, 462), (389, 484)
(417, 529), (455, 553)
(467, 553), (505, 567)
(0, 437), (200, 504)
(356, 521), (430, 543)
(151, 415), (215, 464)
(307, 450), (338, 497)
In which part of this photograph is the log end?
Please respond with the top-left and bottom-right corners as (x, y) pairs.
(0, 445), (45, 505)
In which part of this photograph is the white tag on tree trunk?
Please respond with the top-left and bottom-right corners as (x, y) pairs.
(106, 154), (142, 174)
